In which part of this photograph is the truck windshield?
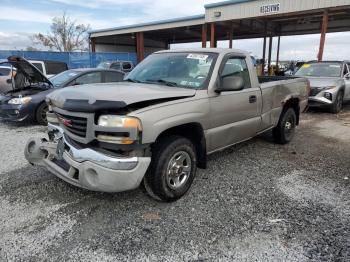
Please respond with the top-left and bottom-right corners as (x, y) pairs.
(125, 52), (217, 89)
(295, 63), (342, 77)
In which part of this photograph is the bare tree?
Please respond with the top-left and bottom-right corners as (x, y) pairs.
(32, 13), (91, 52)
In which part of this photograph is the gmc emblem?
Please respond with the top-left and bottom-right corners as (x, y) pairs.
(58, 116), (73, 127)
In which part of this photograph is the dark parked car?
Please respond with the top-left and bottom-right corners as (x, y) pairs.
(0, 56), (125, 125)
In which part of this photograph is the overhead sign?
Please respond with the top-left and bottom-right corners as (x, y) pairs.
(260, 3), (281, 14)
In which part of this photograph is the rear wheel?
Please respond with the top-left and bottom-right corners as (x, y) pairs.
(273, 108), (297, 144)
(35, 103), (48, 125)
(330, 91), (344, 114)
(143, 136), (197, 202)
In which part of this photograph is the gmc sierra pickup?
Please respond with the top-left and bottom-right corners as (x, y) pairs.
(25, 49), (309, 202)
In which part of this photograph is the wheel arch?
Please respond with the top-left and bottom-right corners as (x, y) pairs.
(153, 122), (207, 169)
(282, 97), (300, 125)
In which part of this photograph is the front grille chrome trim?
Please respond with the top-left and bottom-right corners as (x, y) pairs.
(50, 107), (139, 145)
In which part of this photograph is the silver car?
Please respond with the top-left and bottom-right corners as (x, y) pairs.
(295, 61), (350, 113)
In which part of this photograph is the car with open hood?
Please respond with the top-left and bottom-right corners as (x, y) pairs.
(295, 61), (350, 113)
(25, 48), (309, 202)
(0, 56), (125, 125)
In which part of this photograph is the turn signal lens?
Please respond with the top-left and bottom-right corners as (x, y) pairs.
(123, 118), (142, 130)
(96, 135), (135, 145)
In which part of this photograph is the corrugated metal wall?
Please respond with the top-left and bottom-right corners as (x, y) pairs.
(206, 0), (350, 22)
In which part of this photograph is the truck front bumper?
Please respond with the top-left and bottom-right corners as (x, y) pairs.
(24, 125), (151, 193)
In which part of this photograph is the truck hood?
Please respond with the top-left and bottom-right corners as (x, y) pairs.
(306, 77), (344, 88)
(47, 82), (196, 112)
(4, 56), (53, 92)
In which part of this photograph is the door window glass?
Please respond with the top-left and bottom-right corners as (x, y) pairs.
(222, 58), (251, 88)
(345, 64), (350, 76)
(32, 63), (44, 73)
(105, 71), (124, 82)
(110, 63), (121, 70)
(75, 72), (101, 85)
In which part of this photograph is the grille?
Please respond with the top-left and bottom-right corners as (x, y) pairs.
(56, 113), (88, 137)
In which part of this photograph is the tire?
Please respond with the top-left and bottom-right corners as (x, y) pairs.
(143, 135), (197, 202)
(330, 91), (344, 114)
(273, 108), (297, 145)
(35, 103), (48, 125)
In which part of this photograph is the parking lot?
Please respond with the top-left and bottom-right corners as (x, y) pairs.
(0, 106), (349, 261)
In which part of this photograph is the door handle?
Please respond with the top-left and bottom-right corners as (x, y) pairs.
(249, 95), (257, 103)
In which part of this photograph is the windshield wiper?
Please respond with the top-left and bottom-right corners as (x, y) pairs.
(125, 78), (140, 83)
(145, 79), (178, 87)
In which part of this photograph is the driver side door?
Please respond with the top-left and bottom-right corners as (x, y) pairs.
(207, 56), (262, 153)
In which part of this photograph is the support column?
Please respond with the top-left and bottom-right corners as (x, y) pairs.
(136, 32), (144, 63)
(228, 30), (233, 49)
(318, 10), (329, 62)
(91, 38), (96, 53)
(262, 23), (267, 75)
(268, 36), (273, 75)
(202, 24), (207, 48)
(210, 23), (216, 48)
(276, 36), (281, 66)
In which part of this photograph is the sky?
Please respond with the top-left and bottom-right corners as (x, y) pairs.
(0, 0), (349, 61)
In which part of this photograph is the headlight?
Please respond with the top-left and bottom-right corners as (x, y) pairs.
(8, 97), (32, 105)
(97, 115), (142, 144)
(98, 115), (142, 129)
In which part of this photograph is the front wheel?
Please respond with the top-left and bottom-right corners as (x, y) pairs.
(330, 91), (344, 114)
(144, 136), (197, 202)
(35, 103), (49, 125)
(273, 108), (297, 145)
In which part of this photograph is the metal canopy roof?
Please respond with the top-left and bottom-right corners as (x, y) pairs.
(204, 0), (254, 9)
(90, 0), (350, 54)
(90, 15), (205, 38)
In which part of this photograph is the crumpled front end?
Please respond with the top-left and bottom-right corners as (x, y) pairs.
(308, 86), (339, 107)
(24, 124), (151, 193)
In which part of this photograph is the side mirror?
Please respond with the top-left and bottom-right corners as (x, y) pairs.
(345, 73), (350, 79)
(6, 78), (12, 84)
(217, 75), (245, 92)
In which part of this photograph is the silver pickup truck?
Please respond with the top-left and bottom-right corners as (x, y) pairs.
(25, 49), (309, 202)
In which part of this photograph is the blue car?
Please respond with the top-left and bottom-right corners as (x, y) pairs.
(0, 56), (125, 125)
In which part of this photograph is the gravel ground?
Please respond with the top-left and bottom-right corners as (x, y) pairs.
(0, 106), (349, 261)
